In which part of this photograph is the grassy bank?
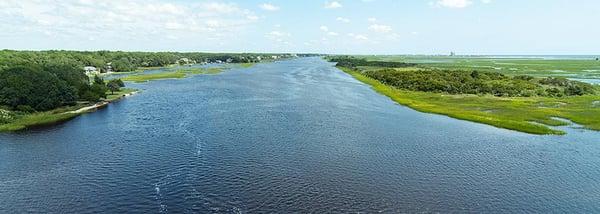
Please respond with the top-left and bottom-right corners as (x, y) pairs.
(340, 67), (600, 135)
(0, 107), (82, 132)
(121, 67), (225, 83)
(0, 89), (138, 132)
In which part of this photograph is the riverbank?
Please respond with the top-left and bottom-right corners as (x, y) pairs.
(339, 67), (600, 135)
(0, 89), (138, 132)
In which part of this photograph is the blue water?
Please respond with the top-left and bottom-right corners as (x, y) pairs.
(1, 57), (600, 213)
(569, 78), (600, 85)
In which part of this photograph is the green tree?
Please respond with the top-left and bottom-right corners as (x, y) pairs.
(107, 79), (125, 95)
(0, 65), (76, 111)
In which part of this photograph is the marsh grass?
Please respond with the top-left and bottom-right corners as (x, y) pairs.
(0, 106), (83, 132)
(239, 63), (256, 68)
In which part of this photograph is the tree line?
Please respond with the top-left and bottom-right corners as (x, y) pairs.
(0, 63), (115, 112)
(326, 56), (417, 68)
(0, 50), (300, 73)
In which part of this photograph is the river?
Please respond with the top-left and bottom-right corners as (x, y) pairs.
(1, 57), (599, 213)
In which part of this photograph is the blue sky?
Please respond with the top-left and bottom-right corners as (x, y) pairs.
(0, 0), (598, 54)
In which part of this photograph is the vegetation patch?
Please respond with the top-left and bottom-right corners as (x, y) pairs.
(239, 63), (256, 68)
(121, 71), (187, 82)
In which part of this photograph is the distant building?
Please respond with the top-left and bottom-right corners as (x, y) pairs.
(84, 66), (99, 76)
(450, 52), (456, 57)
(226, 58), (233, 63)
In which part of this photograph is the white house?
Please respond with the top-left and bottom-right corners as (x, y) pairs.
(84, 66), (99, 76)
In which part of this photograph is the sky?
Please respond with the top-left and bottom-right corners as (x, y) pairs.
(0, 0), (599, 55)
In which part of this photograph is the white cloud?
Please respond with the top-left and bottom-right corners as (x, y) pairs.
(319, 25), (337, 36)
(336, 17), (350, 23)
(259, 3), (279, 11)
(354, 35), (369, 40)
(165, 22), (185, 30)
(267, 31), (288, 37)
(368, 17), (377, 22)
(481, 0), (492, 4)
(368, 24), (392, 33)
(434, 0), (472, 8)
(348, 33), (369, 41)
(201, 2), (241, 14)
(0, 0), (258, 42)
(324, 1), (342, 9)
(246, 15), (259, 20)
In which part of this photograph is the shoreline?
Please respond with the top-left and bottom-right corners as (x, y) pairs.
(66, 90), (139, 114)
(0, 90), (139, 132)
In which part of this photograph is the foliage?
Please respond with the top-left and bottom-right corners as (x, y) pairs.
(361, 68), (596, 97)
(0, 65), (77, 111)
